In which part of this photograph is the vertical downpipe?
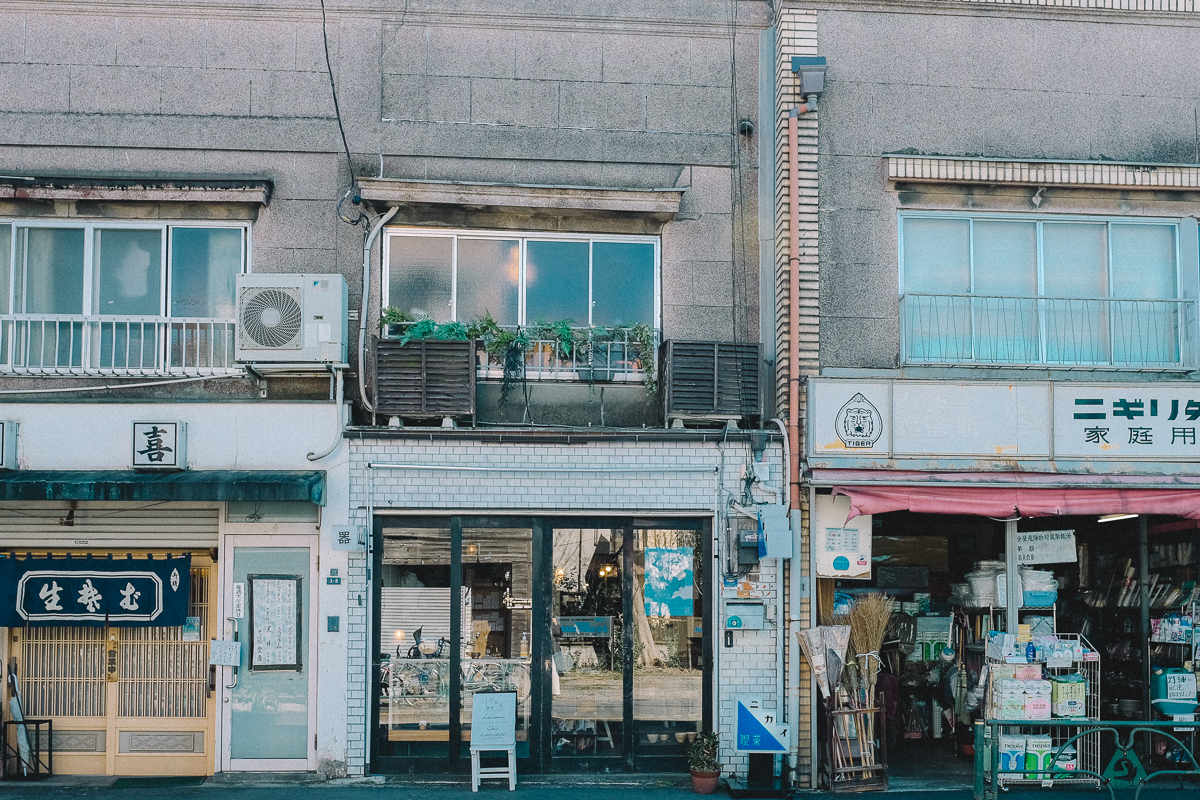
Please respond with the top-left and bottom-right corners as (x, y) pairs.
(786, 109), (802, 513)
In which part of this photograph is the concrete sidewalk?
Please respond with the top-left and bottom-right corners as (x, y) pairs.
(2, 772), (1197, 800)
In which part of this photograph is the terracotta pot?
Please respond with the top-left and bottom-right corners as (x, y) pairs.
(690, 769), (721, 795)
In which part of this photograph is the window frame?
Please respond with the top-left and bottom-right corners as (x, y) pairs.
(898, 211), (1190, 368)
(382, 227), (661, 330)
(1, 218), (251, 319)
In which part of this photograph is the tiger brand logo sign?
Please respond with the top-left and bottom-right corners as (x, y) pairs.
(835, 393), (883, 448)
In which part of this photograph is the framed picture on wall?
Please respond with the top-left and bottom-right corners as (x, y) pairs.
(247, 574), (303, 671)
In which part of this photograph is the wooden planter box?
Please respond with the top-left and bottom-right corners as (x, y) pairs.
(375, 338), (476, 421)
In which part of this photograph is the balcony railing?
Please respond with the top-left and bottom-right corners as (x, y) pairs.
(475, 326), (659, 382)
(901, 294), (1193, 368)
(0, 315), (240, 376)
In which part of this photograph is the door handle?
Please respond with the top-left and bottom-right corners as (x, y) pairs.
(225, 617), (240, 689)
(207, 664), (216, 697)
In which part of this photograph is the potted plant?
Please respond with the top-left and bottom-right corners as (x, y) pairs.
(687, 731), (721, 794)
(378, 306), (415, 338)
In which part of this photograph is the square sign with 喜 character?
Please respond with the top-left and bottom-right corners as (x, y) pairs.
(132, 422), (186, 469)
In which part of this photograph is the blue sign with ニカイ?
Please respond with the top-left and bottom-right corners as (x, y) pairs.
(0, 555), (191, 627)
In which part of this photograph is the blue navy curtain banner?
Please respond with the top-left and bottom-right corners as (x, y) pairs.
(0, 555), (191, 627)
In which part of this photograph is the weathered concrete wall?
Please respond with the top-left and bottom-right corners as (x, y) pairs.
(810, 4), (1200, 370)
(0, 1), (768, 377)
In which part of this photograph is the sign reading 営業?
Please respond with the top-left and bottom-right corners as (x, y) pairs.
(0, 555), (191, 627)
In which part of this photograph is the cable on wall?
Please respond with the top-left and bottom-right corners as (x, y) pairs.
(320, 0), (367, 229)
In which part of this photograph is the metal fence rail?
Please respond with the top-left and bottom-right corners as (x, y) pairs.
(476, 326), (659, 382)
(902, 294), (1192, 367)
(0, 315), (239, 376)
(974, 718), (1200, 800)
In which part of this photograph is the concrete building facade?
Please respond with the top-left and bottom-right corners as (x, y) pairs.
(0, 0), (792, 782)
(773, 0), (1200, 789)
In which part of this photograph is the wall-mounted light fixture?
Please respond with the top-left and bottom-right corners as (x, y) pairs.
(791, 56), (828, 111)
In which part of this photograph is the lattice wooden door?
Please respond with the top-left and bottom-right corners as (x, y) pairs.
(13, 557), (216, 775)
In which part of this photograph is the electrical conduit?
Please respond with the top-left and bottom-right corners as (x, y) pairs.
(358, 206), (400, 416)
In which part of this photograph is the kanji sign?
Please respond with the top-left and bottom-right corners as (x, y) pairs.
(1014, 530), (1076, 565)
(132, 421), (186, 469)
(0, 555), (191, 627)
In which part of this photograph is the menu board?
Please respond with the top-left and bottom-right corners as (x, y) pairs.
(249, 575), (301, 670)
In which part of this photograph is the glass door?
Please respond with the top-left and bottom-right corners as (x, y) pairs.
(221, 539), (317, 771)
(459, 526), (534, 759)
(549, 527), (628, 764)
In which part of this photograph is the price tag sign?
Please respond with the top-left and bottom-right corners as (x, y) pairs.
(1165, 673), (1196, 700)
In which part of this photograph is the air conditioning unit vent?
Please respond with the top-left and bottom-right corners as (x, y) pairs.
(239, 286), (303, 350)
(662, 340), (761, 427)
(234, 274), (347, 364)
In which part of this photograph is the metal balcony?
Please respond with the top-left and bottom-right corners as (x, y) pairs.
(901, 294), (1192, 368)
(0, 315), (240, 376)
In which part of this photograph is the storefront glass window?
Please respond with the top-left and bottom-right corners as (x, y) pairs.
(551, 528), (625, 758)
(633, 528), (703, 756)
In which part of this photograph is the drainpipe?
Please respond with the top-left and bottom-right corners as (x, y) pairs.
(786, 108), (802, 512)
(358, 206), (400, 416)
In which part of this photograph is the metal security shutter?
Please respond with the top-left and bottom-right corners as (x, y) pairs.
(0, 502), (220, 549)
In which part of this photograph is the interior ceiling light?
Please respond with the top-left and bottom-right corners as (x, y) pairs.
(1098, 513), (1138, 523)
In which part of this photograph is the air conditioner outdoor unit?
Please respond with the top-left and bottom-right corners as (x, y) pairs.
(235, 274), (347, 364)
(661, 340), (761, 427)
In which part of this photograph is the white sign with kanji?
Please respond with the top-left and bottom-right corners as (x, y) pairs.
(1014, 530), (1076, 565)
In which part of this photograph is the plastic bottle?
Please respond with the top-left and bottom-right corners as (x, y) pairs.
(519, 632), (530, 658)
(1026, 641), (1037, 662)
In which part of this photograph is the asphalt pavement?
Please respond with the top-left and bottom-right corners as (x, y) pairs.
(2, 772), (1197, 800)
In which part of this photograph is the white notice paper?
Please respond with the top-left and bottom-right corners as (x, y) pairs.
(252, 578), (299, 667)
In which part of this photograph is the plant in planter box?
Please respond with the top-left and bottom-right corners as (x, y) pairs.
(378, 306), (415, 337)
(687, 731), (721, 794)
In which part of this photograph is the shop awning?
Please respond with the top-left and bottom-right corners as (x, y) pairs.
(831, 485), (1200, 521)
(0, 470), (326, 505)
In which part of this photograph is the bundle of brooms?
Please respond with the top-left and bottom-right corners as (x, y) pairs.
(842, 594), (893, 777)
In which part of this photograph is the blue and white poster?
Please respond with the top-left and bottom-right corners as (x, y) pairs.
(0, 555), (191, 627)
(643, 547), (694, 617)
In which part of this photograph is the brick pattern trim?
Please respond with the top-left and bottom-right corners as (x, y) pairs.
(887, 156), (1200, 189)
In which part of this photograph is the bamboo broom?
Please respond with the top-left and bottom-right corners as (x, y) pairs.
(848, 594), (894, 773)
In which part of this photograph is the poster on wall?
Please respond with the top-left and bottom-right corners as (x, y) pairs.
(813, 494), (873, 580)
(248, 574), (301, 670)
(643, 548), (694, 617)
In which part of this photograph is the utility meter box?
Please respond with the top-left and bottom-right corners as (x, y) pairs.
(737, 528), (761, 566)
(725, 600), (765, 630)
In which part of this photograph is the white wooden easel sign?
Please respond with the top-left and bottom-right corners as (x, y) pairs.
(470, 691), (517, 791)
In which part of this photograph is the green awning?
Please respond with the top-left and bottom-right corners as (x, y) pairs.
(0, 470), (325, 505)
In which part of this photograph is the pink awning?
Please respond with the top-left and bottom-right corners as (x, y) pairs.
(832, 485), (1200, 521)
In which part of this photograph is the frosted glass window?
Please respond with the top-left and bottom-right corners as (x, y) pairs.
(1043, 223), (1107, 297)
(170, 228), (242, 318)
(95, 229), (162, 316)
(1111, 224), (1175, 299)
(526, 240), (589, 324)
(388, 236), (452, 322)
(0, 224), (9, 314)
(902, 217), (969, 293)
(592, 242), (654, 327)
(973, 221), (1036, 296)
(457, 238), (518, 325)
(18, 227), (85, 314)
